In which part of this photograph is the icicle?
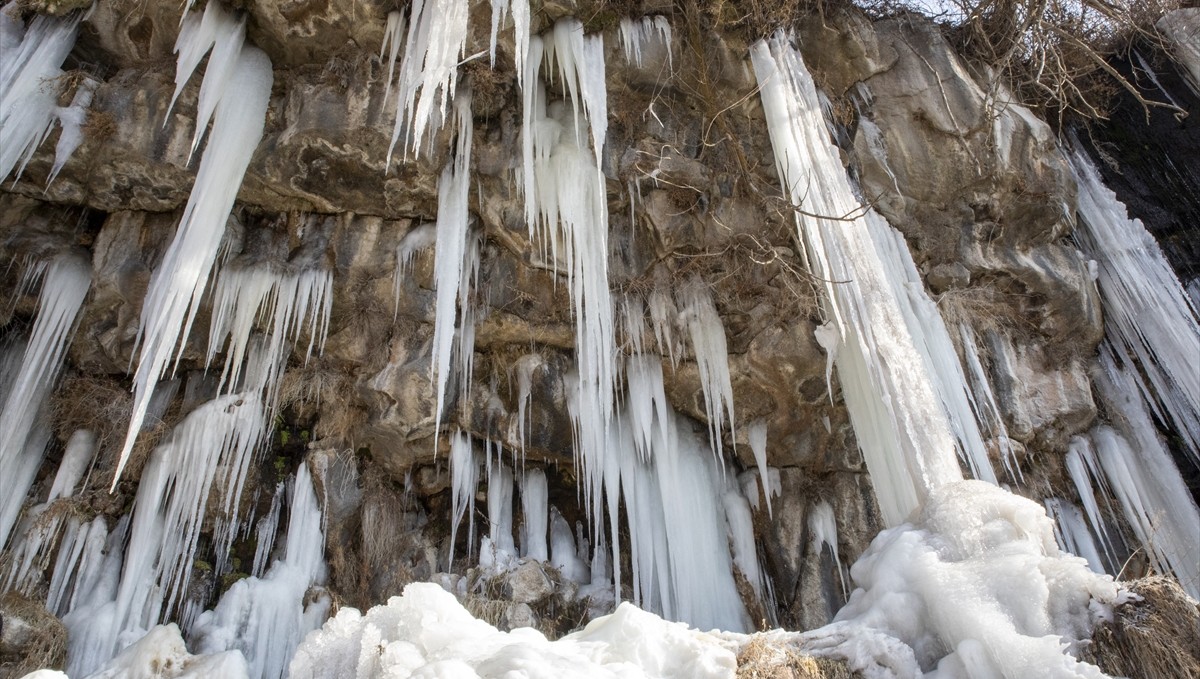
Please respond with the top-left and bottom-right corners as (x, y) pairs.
(1070, 147), (1200, 466)
(486, 462), (516, 565)
(47, 430), (96, 502)
(448, 431), (479, 569)
(0, 253), (91, 548)
(676, 277), (736, 461)
(429, 91), (474, 445)
(251, 482), (285, 578)
(723, 485), (762, 600)
(168, 1), (248, 160)
(618, 16), (673, 70)
(511, 0), (530, 94)
(488, 0), (508, 67)
(192, 465), (330, 679)
(751, 36), (962, 526)
(48, 76), (98, 185)
(647, 287), (679, 367)
(1091, 346), (1200, 598)
(207, 265), (332, 410)
(392, 222), (436, 316)
(61, 515), (128, 677)
(114, 38), (273, 485)
(379, 11), (406, 102)
(1045, 498), (1107, 575)
(0, 8), (81, 182)
(387, 0), (471, 161)
(958, 323), (1021, 481)
(808, 500), (847, 598)
(520, 468), (548, 561)
(746, 421), (772, 517)
(513, 353), (543, 455)
(1063, 436), (1119, 571)
(71, 393), (268, 668)
(549, 506), (588, 584)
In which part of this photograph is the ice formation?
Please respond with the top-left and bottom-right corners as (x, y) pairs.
(386, 0), (470, 160)
(520, 468), (550, 561)
(0, 7), (82, 182)
(77, 623), (251, 679)
(48, 76), (98, 185)
(288, 582), (738, 679)
(429, 92), (476, 443)
(751, 35), (964, 525)
(61, 394), (267, 674)
(801, 481), (1125, 679)
(115, 8), (274, 484)
(1069, 147), (1200, 467)
(0, 253), (91, 548)
(677, 277), (737, 461)
(207, 265), (333, 409)
(618, 16), (673, 69)
(192, 465), (331, 679)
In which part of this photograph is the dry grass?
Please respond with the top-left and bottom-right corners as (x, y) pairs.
(736, 636), (854, 679)
(0, 591), (67, 676)
(1083, 576), (1200, 679)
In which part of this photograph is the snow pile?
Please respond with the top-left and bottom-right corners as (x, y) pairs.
(288, 582), (738, 679)
(80, 623), (249, 679)
(114, 2), (273, 484)
(802, 480), (1126, 679)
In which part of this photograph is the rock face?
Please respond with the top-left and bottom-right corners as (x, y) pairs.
(0, 0), (1185, 641)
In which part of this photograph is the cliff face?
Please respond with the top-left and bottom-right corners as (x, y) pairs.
(0, 0), (1195, 660)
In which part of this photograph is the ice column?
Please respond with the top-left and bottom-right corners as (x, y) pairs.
(0, 253), (91, 548)
(114, 5), (273, 484)
(751, 36), (963, 526)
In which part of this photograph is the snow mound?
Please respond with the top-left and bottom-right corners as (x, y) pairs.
(802, 480), (1126, 679)
(288, 582), (738, 678)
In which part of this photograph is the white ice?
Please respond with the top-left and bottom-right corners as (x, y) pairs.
(0, 8), (81, 182)
(751, 35), (963, 526)
(800, 481), (1124, 679)
(0, 253), (91, 548)
(192, 464), (331, 679)
(114, 21), (273, 484)
(288, 582), (739, 679)
(618, 16), (673, 69)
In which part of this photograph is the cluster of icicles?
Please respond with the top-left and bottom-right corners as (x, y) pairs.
(1, 1), (1198, 678)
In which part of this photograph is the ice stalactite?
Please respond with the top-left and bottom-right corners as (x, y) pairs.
(252, 482), (285, 578)
(448, 430), (480, 569)
(192, 464), (331, 679)
(0, 253), (91, 549)
(114, 6), (273, 485)
(752, 36), (964, 526)
(808, 500), (847, 599)
(746, 421), (773, 516)
(958, 323), (1020, 480)
(618, 16), (673, 69)
(207, 265), (333, 411)
(677, 278), (737, 461)
(379, 11), (405, 102)
(522, 24), (617, 576)
(1069, 147), (1200, 467)
(521, 468), (549, 561)
(567, 353), (751, 632)
(1089, 350), (1200, 598)
(871, 224), (998, 486)
(430, 91), (475, 444)
(1045, 498), (1107, 576)
(514, 353), (543, 455)
(481, 462), (517, 570)
(387, 0), (470, 161)
(0, 7), (83, 182)
(63, 394), (267, 675)
(48, 429), (97, 502)
(1063, 437), (1120, 573)
(48, 76), (98, 185)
